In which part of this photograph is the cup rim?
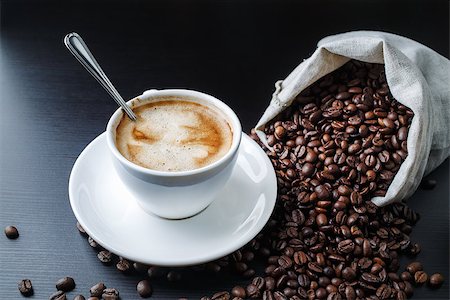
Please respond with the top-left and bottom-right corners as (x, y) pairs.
(106, 89), (242, 177)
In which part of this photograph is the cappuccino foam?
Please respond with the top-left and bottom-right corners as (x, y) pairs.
(115, 100), (233, 172)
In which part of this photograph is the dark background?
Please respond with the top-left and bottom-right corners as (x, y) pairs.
(0, 0), (448, 299)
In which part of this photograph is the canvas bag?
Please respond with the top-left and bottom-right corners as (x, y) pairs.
(255, 31), (450, 206)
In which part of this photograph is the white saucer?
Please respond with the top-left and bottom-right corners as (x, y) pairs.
(69, 133), (277, 266)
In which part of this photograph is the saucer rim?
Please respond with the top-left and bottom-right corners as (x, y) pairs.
(69, 132), (277, 266)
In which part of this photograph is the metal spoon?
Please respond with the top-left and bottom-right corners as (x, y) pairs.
(64, 32), (137, 121)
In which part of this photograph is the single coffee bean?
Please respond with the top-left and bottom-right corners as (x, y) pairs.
(428, 273), (445, 288)
(133, 262), (149, 273)
(400, 271), (413, 282)
(231, 286), (246, 298)
(337, 239), (355, 254)
(18, 279), (33, 296)
(342, 267), (356, 281)
(137, 280), (153, 298)
(90, 282), (106, 297)
(376, 284), (392, 299)
(76, 222), (86, 235)
(88, 236), (99, 248)
(316, 214), (328, 226)
(167, 270), (182, 281)
(102, 288), (119, 300)
(73, 296), (85, 300)
(97, 250), (113, 264)
(5, 225), (19, 239)
(246, 284), (260, 298)
(49, 290), (66, 300)
(116, 258), (131, 272)
(56, 276), (75, 292)
(414, 271), (428, 285)
(406, 261), (423, 274)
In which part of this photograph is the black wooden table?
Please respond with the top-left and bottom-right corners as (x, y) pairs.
(1, 1), (449, 299)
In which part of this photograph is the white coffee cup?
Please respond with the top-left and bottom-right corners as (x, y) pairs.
(106, 89), (242, 219)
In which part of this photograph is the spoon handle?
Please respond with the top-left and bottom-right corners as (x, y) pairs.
(64, 32), (137, 121)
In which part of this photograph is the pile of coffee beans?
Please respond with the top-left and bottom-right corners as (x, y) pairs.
(229, 60), (441, 299)
(72, 60), (444, 299)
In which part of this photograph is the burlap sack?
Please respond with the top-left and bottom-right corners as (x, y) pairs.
(255, 31), (450, 206)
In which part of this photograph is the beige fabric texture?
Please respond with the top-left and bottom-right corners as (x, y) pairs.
(255, 31), (450, 206)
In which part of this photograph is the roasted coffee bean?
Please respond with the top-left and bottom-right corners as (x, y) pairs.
(5, 225), (19, 239)
(252, 276), (265, 290)
(278, 255), (293, 269)
(49, 290), (66, 300)
(337, 239), (355, 254)
(406, 261), (423, 274)
(428, 273), (445, 288)
(133, 262), (149, 273)
(76, 221), (86, 235)
(18, 279), (33, 296)
(245, 284), (260, 298)
(376, 284), (392, 299)
(315, 185), (330, 200)
(102, 288), (119, 300)
(56, 276), (75, 292)
(97, 250), (113, 264)
(116, 258), (131, 273)
(400, 271), (413, 282)
(90, 282), (106, 297)
(73, 295), (85, 300)
(414, 270), (428, 285)
(88, 236), (100, 248)
(316, 214), (328, 226)
(231, 286), (246, 298)
(147, 266), (166, 278)
(344, 285), (356, 300)
(137, 280), (152, 298)
(167, 271), (182, 281)
(342, 267), (356, 281)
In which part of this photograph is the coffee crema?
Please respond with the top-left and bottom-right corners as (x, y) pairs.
(115, 100), (233, 172)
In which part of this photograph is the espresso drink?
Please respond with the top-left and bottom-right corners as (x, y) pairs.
(116, 99), (233, 171)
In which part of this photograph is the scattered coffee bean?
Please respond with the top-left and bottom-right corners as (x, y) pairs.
(137, 280), (152, 298)
(49, 290), (66, 300)
(5, 225), (19, 239)
(406, 261), (423, 274)
(116, 258), (131, 273)
(76, 222), (86, 235)
(18, 279), (33, 296)
(73, 295), (85, 300)
(421, 178), (437, 190)
(428, 273), (445, 288)
(414, 270), (428, 285)
(102, 288), (119, 300)
(88, 236), (100, 249)
(90, 282), (106, 297)
(133, 262), (149, 273)
(56, 276), (75, 292)
(167, 270), (182, 282)
(97, 250), (113, 264)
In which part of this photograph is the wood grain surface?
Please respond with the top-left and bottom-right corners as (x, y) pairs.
(1, 1), (448, 299)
